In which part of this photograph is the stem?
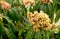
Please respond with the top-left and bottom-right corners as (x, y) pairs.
(53, 13), (56, 23)
(52, 3), (57, 23)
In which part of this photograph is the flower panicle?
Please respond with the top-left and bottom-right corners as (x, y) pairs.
(0, 1), (11, 10)
(27, 11), (56, 32)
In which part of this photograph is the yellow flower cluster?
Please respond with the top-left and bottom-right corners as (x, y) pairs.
(22, 0), (35, 6)
(0, 1), (11, 10)
(27, 11), (52, 32)
(40, 0), (50, 4)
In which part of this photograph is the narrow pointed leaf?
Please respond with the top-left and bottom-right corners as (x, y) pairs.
(25, 28), (34, 39)
(55, 9), (60, 22)
(34, 31), (42, 39)
(3, 15), (17, 32)
(4, 27), (16, 39)
(43, 31), (50, 39)
(0, 21), (3, 36)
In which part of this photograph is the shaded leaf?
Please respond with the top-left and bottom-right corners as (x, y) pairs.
(3, 15), (17, 32)
(47, 4), (54, 23)
(40, 4), (48, 13)
(0, 21), (3, 36)
(7, 8), (20, 22)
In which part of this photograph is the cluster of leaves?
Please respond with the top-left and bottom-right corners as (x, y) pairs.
(0, 0), (60, 39)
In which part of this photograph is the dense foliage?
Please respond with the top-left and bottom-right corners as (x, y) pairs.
(0, 0), (60, 39)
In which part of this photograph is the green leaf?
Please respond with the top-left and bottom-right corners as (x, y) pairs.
(40, 4), (48, 13)
(40, 4), (54, 23)
(55, 31), (60, 39)
(33, 1), (40, 11)
(53, 0), (60, 5)
(47, 4), (54, 23)
(3, 15), (17, 32)
(18, 28), (23, 36)
(55, 9), (60, 22)
(43, 30), (50, 39)
(7, 8), (20, 22)
(0, 21), (3, 36)
(15, 0), (21, 6)
(34, 31), (42, 39)
(25, 28), (34, 39)
(4, 27), (16, 39)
